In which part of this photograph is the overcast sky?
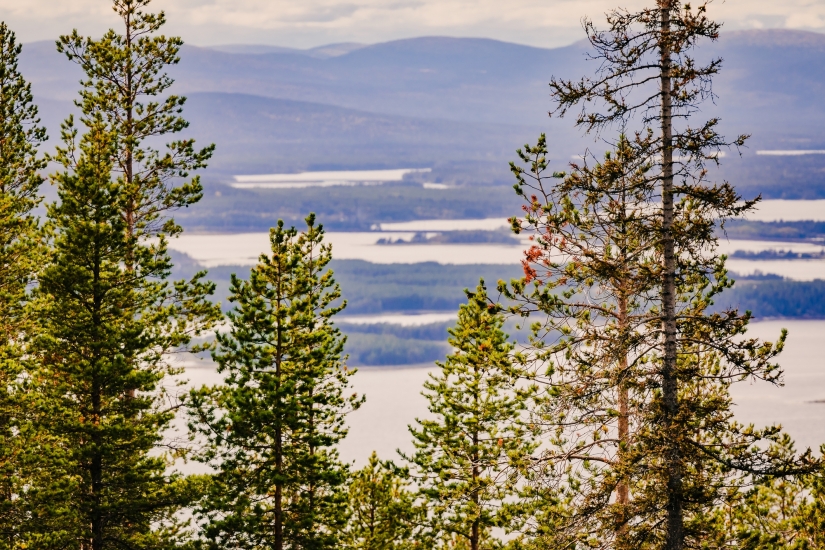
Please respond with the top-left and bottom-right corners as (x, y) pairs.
(1, 0), (823, 49)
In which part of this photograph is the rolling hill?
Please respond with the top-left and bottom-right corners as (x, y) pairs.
(19, 29), (825, 200)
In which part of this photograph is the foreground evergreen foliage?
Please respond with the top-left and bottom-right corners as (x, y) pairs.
(343, 452), (421, 550)
(0, 22), (47, 550)
(0, 0), (821, 549)
(15, 1), (218, 546)
(405, 288), (536, 550)
(500, 2), (821, 548)
(57, 0), (214, 252)
(31, 114), (215, 549)
(189, 217), (362, 550)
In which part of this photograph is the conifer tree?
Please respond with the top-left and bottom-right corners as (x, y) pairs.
(343, 452), (422, 550)
(57, 0), (213, 260)
(721, 436), (825, 548)
(405, 286), (535, 550)
(189, 216), (362, 550)
(0, 22), (48, 549)
(501, 2), (823, 548)
(505, 135), (818, 548)
(30, 112), (216, 550)
(25, 2), (219, 545)
(504, 134), (659, 548)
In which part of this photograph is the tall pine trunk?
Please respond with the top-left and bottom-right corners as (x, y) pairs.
(658, 2), (684, 547)
(616, 293), (630, 509)
(274, 271), (284, 550)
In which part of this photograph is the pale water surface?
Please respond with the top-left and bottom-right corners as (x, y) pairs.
(176, 320), (825, 469)
(725, 259), (825, 281)
(746, 199), (825, 222)
(717, 240), (825, 255)
(374, 218), (510, 232)
(339, 312), (456, 326)
(169, 231), (525, 266)
(169, 231), (825, 279)
(231, 168), (431, 189)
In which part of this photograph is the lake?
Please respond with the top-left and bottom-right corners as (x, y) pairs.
(179, 319), (825, 468)
(169, 231), (526, 266)
(747, 199), (825, 222)
(169, 230), (825, 280)
(231, 168), (431, 189)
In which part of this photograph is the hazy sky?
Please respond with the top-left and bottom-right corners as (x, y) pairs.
(2, 0), (823, 49)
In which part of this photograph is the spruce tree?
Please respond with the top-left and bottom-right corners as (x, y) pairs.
(0, 22), (48, 549)
(343, 452), (421, 550)
(30, 113), (216, 550)
(504, 2), (822, 548)
(404, 286), (535, 550)
(189, 216), (362, 550)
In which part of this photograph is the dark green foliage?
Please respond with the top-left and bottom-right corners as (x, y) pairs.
(721, 279), (825, 319)
(720, 437), (825, 548)
(405, 287), (536, 550)
(0, 22), (48, 550)
(24, 2), (220, 546)
(343, 452), (422, 550)
(178, 183), (520, 232)
(189, 217), (362, 550)
(31, 115), (216, 549)
(522, 2), (823, 548)
(723, 220), (825, 241)
(504, 129), (817, 548)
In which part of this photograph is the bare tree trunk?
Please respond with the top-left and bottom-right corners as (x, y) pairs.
(275, 275), (284, 550)
(123, 5), (135, 267)
(123, 9), (137, 401)
(471, 363), (480, 550)
(659, 2), (684, 549)
(90, 247), (104, 550)
(616, 293), (630, 547)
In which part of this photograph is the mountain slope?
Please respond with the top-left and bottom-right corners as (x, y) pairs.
(19, 30), (825, 196)
(183, 92), (544, 174)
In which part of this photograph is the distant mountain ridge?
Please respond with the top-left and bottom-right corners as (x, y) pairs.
(19, 30), (825, 197)
(208, 42), (367, 58)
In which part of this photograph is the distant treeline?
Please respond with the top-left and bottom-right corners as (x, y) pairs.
(720, 278), (825, 319)
(723, 219), (825, 241)
(177, 182), (521, 232)
(174, 254), (825, 365)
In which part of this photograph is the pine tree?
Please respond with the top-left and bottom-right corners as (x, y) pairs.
(721, 436), (825, 549)
(505, 2), (822, 548)
(25, 2), (219, 545)
(504, 134), (659, 548)
(503, 136), (818, 547)
(0, 22), (48, 549)
(29, 112), (216, 549)
(189, 216), (362, 550)
(404, 286), (535, 550)
(56, 0), (213, 262)
(343, 452), (422, 550)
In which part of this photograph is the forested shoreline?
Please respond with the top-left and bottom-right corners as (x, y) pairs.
(1, 1), (824, 549)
